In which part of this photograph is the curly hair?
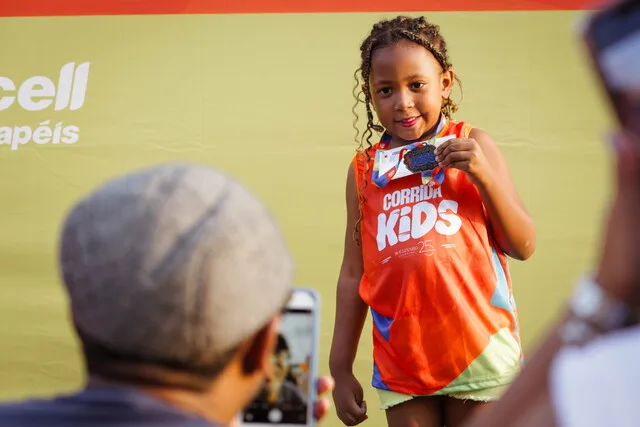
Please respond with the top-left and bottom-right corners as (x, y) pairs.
(351, 16), (463, 243)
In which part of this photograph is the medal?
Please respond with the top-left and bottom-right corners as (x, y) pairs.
(403, 144), (438, 173)
(371, 116), (449, 188)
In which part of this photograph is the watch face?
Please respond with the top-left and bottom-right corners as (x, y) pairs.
(570, 276), (634, 331)
(572, 279), (604, 317)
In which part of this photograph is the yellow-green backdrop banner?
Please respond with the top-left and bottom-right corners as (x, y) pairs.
(0, 3), (614, 426)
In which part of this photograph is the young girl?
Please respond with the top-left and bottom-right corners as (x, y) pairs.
(329, 16), (536, 427)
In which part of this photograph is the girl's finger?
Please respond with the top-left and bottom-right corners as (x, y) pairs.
(440, 151), (471, 168)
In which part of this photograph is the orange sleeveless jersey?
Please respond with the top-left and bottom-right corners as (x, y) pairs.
(353, 121), (523, 396)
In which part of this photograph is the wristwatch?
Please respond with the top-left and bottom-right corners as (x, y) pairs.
(560, 274), (636, 345)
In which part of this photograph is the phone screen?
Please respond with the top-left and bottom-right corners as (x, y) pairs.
(241, 290), (317, 427)
(587, 2), (640, 137)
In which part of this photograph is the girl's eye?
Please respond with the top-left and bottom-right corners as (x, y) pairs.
(411, 82), (425, 90)
(377, 87), (392, 95)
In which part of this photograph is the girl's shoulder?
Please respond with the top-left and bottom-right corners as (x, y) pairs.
(446, 120), (474, 138)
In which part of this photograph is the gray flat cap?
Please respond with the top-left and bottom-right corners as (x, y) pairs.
(58, 163), (293, 367)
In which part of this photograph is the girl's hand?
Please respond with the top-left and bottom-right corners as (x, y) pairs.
(333, 372), (368, 426)
(435, 138), (493, 186)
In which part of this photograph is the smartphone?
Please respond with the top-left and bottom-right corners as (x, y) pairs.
(579, 0), (640, 139)
(240, 288), (320, 427)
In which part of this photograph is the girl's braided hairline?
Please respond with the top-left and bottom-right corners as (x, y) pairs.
(351, 16), (463, 245)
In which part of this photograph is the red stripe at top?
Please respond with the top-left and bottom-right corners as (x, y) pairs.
(0, 0), (595, 17)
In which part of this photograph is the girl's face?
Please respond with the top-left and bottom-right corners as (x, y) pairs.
(368, 39), (454, 146)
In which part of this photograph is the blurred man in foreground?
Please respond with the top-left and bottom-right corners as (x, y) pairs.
(0, 163), (333, 426)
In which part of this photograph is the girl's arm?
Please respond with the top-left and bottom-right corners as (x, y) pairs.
(471, 128), (536, 260)
(436, 128), (536, 260)
(329, 162), (368, 377)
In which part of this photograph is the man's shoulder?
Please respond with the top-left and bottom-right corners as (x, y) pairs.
(0, 388), (224, 427)
(0, 398), (70, 426)
(0, 396), (60, 413)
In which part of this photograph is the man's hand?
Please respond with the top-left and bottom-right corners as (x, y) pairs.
(314, 376), (336, 421)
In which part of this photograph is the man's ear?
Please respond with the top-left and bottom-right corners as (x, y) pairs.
(241, 315), (281, 376)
